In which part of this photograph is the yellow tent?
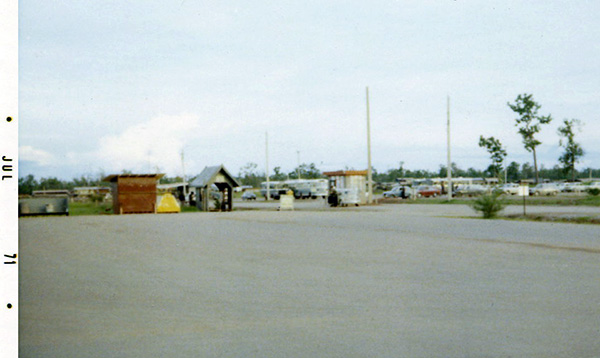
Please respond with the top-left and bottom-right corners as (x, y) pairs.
(156, 193), (181, 213)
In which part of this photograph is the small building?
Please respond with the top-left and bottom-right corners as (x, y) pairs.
(72, 186), (111, 202)
(323, 170), (368, 204)
(72, 186), (111, 197)
(103, 174), (165, 214)
(190, 165), (240, 211)
(32, 189), (71, 197)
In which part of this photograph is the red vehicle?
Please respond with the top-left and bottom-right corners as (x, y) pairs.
(415, 185), (441, 198)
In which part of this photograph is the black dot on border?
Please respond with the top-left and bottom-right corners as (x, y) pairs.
(6, 117), (12, 122)
(7, 303), (13, 309)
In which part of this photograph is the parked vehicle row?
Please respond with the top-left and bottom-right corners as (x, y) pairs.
(255, 179), (600, 202)
(259, 179), (329, 200)
(528, 183), (559, 196)
(454, 184), (487, 197)
(382, 185), (441, 198)
(382, 185), (411, 199)
(380, 180), (600, 200)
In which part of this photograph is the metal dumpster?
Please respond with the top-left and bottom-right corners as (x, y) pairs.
(19, 196), (69, 216)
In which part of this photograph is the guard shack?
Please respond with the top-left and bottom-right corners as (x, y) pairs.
(190, 165), (240, 211)
(323, 170), (368, 205)
(103, 173), (164, 214)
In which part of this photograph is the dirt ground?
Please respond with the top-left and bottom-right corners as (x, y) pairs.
(19, 204), (600, 357)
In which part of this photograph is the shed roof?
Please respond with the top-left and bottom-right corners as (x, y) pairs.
(157, 182), (188, 190)
(323, 170), (367, 177)
(189, 165), (240, 188)
(102, 173), (165, 182)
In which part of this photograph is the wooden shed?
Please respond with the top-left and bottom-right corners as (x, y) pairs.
(190, 165), (240, 211)
(103, 174), (165, 214)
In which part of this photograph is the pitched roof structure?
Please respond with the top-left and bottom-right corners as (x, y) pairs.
(189, 165), (240, 188)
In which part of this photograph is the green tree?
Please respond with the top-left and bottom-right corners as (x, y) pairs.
(478, 136), (507, 182)
(271, 166), (287, 181)
(506, 161), (520, 182)
(557, 119), (584, 181)
(238, 162), (263, 187)
(507, 93), (552, 183)
(289, 163), (322, 179)
(521, 162), (534, 180)
(18, 174), (38, 195)
(466, 167), (484, 178)
(38, 177), (67, 190)
(438, 162), (463, 178)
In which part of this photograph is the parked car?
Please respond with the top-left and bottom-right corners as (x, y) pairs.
(382, 185), (411, 199)
(415, 185), (441, 198)
(557, 183), (569, 192)
(586, 182), (600, 192)
(241, 191), (257, 201)
(496, 183), (519, 195)
(563, 182), (586, 193)
(455, 184), (487, 197)
(529, 183), (559, 196)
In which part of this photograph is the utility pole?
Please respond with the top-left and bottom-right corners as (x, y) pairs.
(366, 86), (373, 204)
(297, 150), (301, 179)
(265, 132), (270, 200)
(181, 149), (187, 199)
(447, 96), (452, 200)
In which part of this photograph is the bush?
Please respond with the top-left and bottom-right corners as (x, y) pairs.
(588, 188), (600, 196)
(471, 192), (506, 219)
(89, 194), (104, 204)
(213, 197), (222, 211)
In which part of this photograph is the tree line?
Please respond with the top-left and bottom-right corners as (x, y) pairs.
(18, 162), (600, 195)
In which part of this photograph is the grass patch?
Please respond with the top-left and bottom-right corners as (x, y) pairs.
(181, 205), (200, 213)
(71, 202), (202, 215)
(69, 202), (113, 216)
(504, 214), (600, 225)
(384, 194), (600, 206)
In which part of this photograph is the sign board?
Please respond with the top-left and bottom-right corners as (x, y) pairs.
(279, 194), (294, 211)
(518, 185), (529, 197)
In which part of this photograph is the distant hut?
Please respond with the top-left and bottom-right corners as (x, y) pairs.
(323, 170), (368, 204)
(103, 174), (164, 214)
(190, 165), (240, 211)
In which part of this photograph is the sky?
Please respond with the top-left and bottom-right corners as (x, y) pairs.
(17, 0), (600, 180)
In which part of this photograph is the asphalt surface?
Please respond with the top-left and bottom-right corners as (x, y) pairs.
(19, 204), (600, 357)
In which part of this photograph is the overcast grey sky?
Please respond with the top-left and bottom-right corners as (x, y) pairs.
(18, 0), (600, 180)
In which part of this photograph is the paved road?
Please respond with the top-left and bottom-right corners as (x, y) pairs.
(19, 205), (600, 357)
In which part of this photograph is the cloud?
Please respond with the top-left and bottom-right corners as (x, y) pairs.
(92, 114), (203, 175)
(19, 145), (55, 166)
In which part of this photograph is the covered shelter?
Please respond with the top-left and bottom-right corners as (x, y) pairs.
(103, 173), (164, 214)
(190, 165), (240, 211)
(323, 170), (368, 204)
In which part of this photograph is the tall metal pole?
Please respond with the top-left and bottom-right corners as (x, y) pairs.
(181, 149), (187, 198)
(297, 150), (301, 179)
(366, 87), (373, 204)
(265, 132), (270, 200)
(447, 96), (452, 200)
